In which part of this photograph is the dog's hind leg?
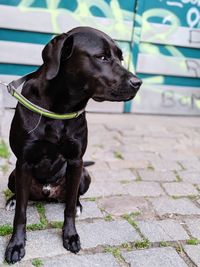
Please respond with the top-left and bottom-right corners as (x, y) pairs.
(76, 167), (91, 217)
(8, 169), (16, 193)
(6, 169), (16, 211)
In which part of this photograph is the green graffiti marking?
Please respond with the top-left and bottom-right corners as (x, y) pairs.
(1, 0), (199, 113)
(143, 8), (180, 41)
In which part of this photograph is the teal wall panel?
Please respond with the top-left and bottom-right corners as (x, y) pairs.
(0, 0), (199, 114)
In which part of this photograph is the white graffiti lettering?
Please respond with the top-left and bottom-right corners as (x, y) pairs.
(181, 0), (200, 7)
(187, 7), (200, 27)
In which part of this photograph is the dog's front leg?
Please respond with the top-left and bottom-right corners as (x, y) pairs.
(5, 161), (32, 264)
(63, 159), (82, 253)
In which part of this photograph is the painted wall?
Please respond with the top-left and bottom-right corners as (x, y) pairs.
(131, 0), (200, 115)
(0, 0), (199, 114)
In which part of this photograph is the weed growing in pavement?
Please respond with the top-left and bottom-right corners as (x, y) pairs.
(186, 238), (199, 245)
(134, 239), (150, 249)
(32, 258), (43, 267)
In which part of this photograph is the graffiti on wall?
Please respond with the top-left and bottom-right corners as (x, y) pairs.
(132, 0), (200, 113)
(0, 0), (199, 114)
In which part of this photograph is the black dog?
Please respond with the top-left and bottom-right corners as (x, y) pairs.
(5, 26), (142, 264)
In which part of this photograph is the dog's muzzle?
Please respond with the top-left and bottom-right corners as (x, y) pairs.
(129, 77), (142, 91)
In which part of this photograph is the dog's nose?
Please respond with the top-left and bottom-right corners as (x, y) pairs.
(129, 77), (142, 88)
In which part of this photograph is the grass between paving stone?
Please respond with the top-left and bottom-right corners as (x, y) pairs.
(0, 224), (13, 236)
(122, 213), (140, 229)
(35, 202), (48, 226)
(119, 179), (131, 184)
(171, 195), (181, 200)
(32, 258), (44, 267)
(0, 140), (10, 159)
(0, 164), (9, 174)
(177, 162), (186, 171)
(104, 214), (114, 221)
(159, 241), (171, 247)
(113, 151), (124, 160)
(135, 176), (142, 182)
(195, 186), (200, 194)
(186, 238), (199, 245)
(85, 197), (96, 202)
(122, 213), (151, 250)
(3, 189), (14, 200)
(188, 195), (199, 201)
(104, 246), (124, 263)
(175, 243), (184, 254)
(27, 202), (49, 231)
(174, 171), (182, 182)
(147, 165), (155, 171)
(26, 202), (49, 231)
(50, 221), (63, 229)
(134, 239), (150, 249)
(120, 242), (133, 251)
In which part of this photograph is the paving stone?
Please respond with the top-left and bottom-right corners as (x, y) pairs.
(40, 253), (120, 267)
(184, 245), (200, 267)
(0, 237), (9, 264)
(162, 182), (198, 196)
(150, 160), (181, 171)
(78, 220), (141, 249)
(179, 160), (200, 171)
(137, 220), (189, 242)
(84, 180), (125, 198)
(108, 160), (150, 170)
(45, 201), (103, 222)
(0, 205), (40, 226)
(23, 229), (66, 261)
(90, 169), (137, 182)
(0, 171), (9, 191)
(122, 151), (161, 162)
(124, 182), (165, 197)
(14, 262), (33, 267)
(184, 219), (200, 239)
(178, 171), (200, 183)
(159, 151), (199, 161)
(138, 144), (168, 153)
(1, 113), (200, 265)
(98, 195), (147, 216)
(0, 221), (141, 262)
(0, 192), (6, 209)
(86, 148), (121, 162)
(122, 247), (188, 267)
(139, 170), (176, 182)
(86, 161), (109, 171)
(150, 197), (200, 216)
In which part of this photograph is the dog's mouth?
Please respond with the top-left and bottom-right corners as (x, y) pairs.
(110, 89), (137, 100)
(93, 94), (136, 102)
(92, 96), (105, 102)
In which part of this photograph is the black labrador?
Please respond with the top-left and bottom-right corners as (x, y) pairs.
(5, 26), (142, 264)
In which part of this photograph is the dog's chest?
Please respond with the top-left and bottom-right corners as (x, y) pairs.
(42, 121), (82, 159)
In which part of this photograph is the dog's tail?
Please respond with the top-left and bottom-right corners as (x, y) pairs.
(83, 161), (95, 167)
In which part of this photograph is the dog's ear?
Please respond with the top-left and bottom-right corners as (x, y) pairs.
(42, 33), (74, 80)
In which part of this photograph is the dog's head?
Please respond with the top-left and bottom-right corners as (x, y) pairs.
(42, 27), (142, 102)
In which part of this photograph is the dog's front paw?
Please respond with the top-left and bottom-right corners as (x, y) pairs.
(63, 234), (81, 253)
(5, 239), (25, 264)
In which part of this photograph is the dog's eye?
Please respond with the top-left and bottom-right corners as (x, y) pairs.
(95, 55), (109, 62)
(100, 56), (107, 61)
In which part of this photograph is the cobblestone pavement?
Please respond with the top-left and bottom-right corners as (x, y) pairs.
(0, 110), (200, 266)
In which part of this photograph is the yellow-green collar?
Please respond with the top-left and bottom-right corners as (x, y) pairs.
(6, 74), (85, 120)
